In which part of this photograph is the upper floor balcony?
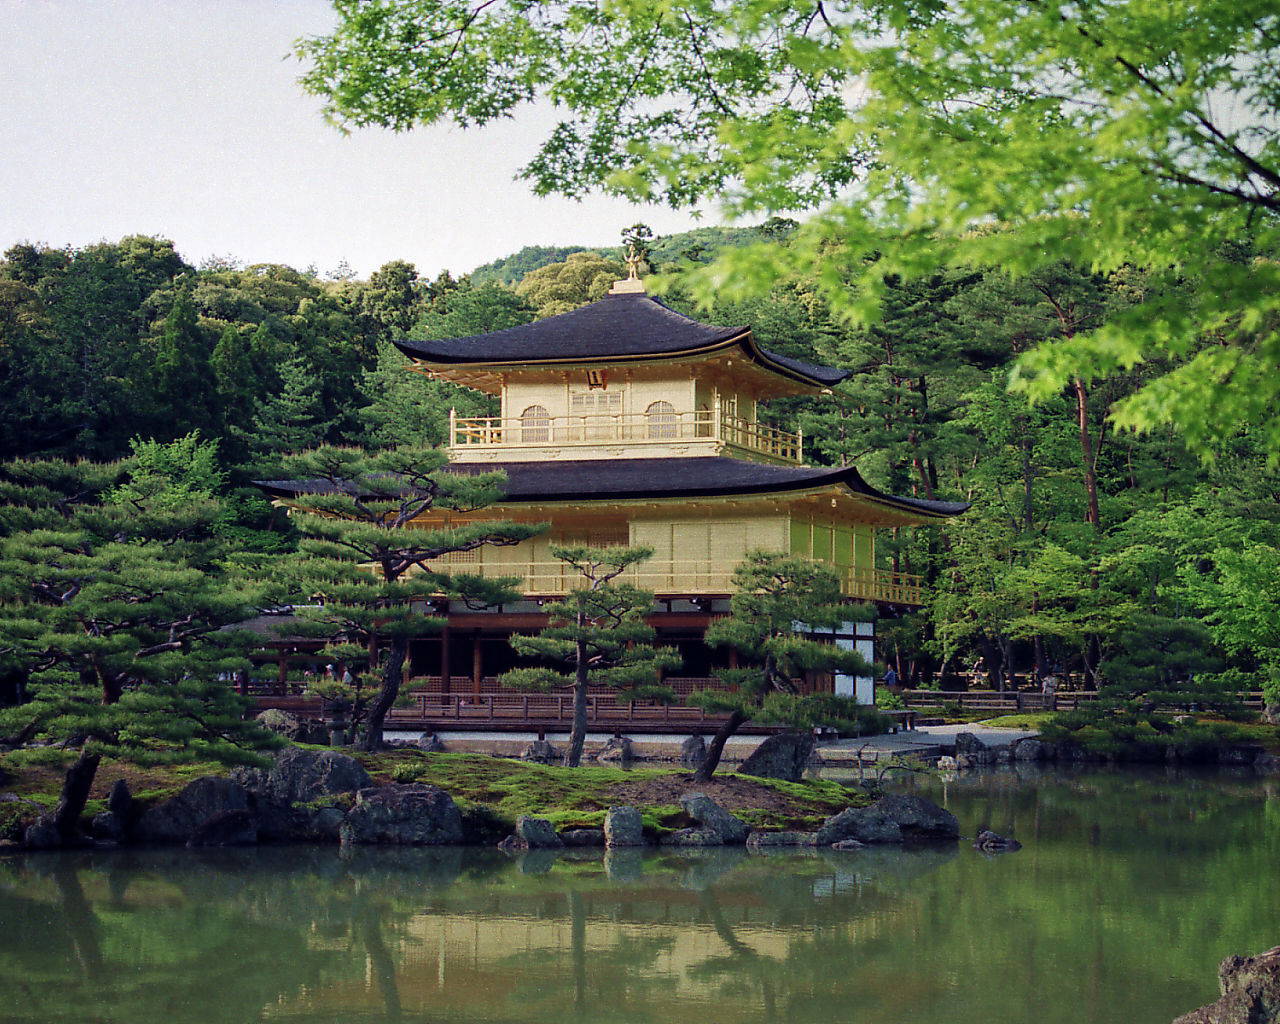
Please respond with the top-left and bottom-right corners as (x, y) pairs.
(448, 407), (803, 464)
(429, 555), (923, 606)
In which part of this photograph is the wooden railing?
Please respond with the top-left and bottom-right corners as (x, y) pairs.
(428, 556), (923, 604)
(450, 409), (803, 463)
(901, 689), (1267, 713)
(386, 692), (721, 728)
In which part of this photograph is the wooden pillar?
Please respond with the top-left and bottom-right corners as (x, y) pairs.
(277, 655), (287, 694)
(472, 632), (483, 694)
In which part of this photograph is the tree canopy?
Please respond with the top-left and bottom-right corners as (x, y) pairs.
(297, 0), (1280, 461)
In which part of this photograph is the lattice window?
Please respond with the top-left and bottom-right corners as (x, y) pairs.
(520, 404), (549, 442)
(646, 400), (677, 439)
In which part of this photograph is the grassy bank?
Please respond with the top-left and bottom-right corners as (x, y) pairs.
(0, 747), (869, 843)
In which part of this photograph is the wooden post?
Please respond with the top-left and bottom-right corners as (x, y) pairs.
(472, 632), (483, 694)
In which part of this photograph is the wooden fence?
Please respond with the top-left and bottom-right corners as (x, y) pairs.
(901, 689), (1267, 714)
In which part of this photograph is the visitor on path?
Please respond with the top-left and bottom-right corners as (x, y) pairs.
(970, 657), (986, 689)
(883, 666), (898, 688)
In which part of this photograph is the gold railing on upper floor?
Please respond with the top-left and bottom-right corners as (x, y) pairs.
(449, 409), (803, 463)
(431, 557), (923, 605)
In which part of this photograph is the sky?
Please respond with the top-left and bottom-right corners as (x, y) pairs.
(0, 0), (711, 279)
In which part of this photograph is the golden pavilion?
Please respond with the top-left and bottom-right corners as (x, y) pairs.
(356, 272), (966, 710)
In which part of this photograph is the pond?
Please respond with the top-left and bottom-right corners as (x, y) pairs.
(1, 766), (1277, 1024)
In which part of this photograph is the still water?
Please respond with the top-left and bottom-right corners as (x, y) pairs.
(1, 767), (1277, 1024)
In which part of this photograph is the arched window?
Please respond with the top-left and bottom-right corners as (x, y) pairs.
(646, 400), (677, 439)
(520, 404), (550, 443)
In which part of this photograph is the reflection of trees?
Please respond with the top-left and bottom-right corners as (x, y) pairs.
(1, 780), (1275, 1024)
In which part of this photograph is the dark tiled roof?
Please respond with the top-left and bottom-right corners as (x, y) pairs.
(393, 292), (849, 388)
(258, 458), (967, 518)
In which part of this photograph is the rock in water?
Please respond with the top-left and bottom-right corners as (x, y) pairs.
(738, 731), (815, 782)
(680, 734), (707, 769)
(133, 778), (251, 844)
(520, 739), (559, 763)
(232, 747), (372, 841)
(1174, 946), (1280, 1024)
(340, 784), (463, 845)
(605, 805), (645, 847)
(516, 815), (564, 849)
(973, 829), (1022, 853)
(680, 792), (750, 844)
(596, 735), (634, 765)
(746, 831), (818, 849)
(187, 809), (258, 847)
(816, 794), (959, 846)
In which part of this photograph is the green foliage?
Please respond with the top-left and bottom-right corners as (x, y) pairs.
(500, 544), (679, 766)
(515, 251), (626, 317)
(1039, 703), (1272, 757)
(298, 0), (1280, 462)
(0, 441), (283, 832)
(274, 444), (544, 750)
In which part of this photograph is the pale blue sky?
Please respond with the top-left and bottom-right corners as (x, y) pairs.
(0, 0), (709, 278)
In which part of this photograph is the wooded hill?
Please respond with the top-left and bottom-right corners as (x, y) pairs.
(1, 227), (1276, 704)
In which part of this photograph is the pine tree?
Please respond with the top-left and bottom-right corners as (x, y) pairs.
(273, 444), (544, 751)
(233, 354), (333, 474)
(499, 545), (680, 768)
(0, 438), (280, 843)
(152, 288), (213, 438)
(692, 552), (874, 782)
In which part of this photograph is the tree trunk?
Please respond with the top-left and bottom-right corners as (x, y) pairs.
(564, 635), (589, 768)
(54, 750), (101, 839)
(1074, 378), (1102, 530)
(693, 709), (748, 782)
(361, 635), (407, 752)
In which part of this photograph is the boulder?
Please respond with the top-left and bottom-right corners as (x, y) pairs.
(605, 805), (645, 847)
(559, 828), (606, 847)
(738, 730), (815, 782)
(521, 739), (560, 764)
(596, 735), (634, 765)
(133, 777), (251, 844)
(680, 734), (707, 769)
(1255, 754), (1280, 776)
(662, 827), (724, 847)
(830, 839), (866, 851)
(516, 815), (564, 849)
(680, 792), (750, 844)
(340, 784), (463, 845)
(187, 809), (258, 848)
(1220, 745), (1264, 766)
(91, 810), (125, 844)
(816, 794), (958, 846)
(232, 747), (372, 841)
(418, 733), (445, 753)
(23, 815), (61, 850)
(107, 778), (134, 824)
(816, 804), (903, 845)
(1174, 946), (1280, 1024)
(973, 829), (1022, 853)
(746, 831), (818, 849)
(955, 732), (1003, 765)
(1263, 703), (1280, 726)
(1012, 738), (1046, 761)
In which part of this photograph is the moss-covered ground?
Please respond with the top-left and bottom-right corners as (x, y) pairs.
(0, 747), (866, 843)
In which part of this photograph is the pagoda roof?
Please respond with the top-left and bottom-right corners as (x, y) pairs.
(393, 291), (849, 389)
(258, 457), (966, 521)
